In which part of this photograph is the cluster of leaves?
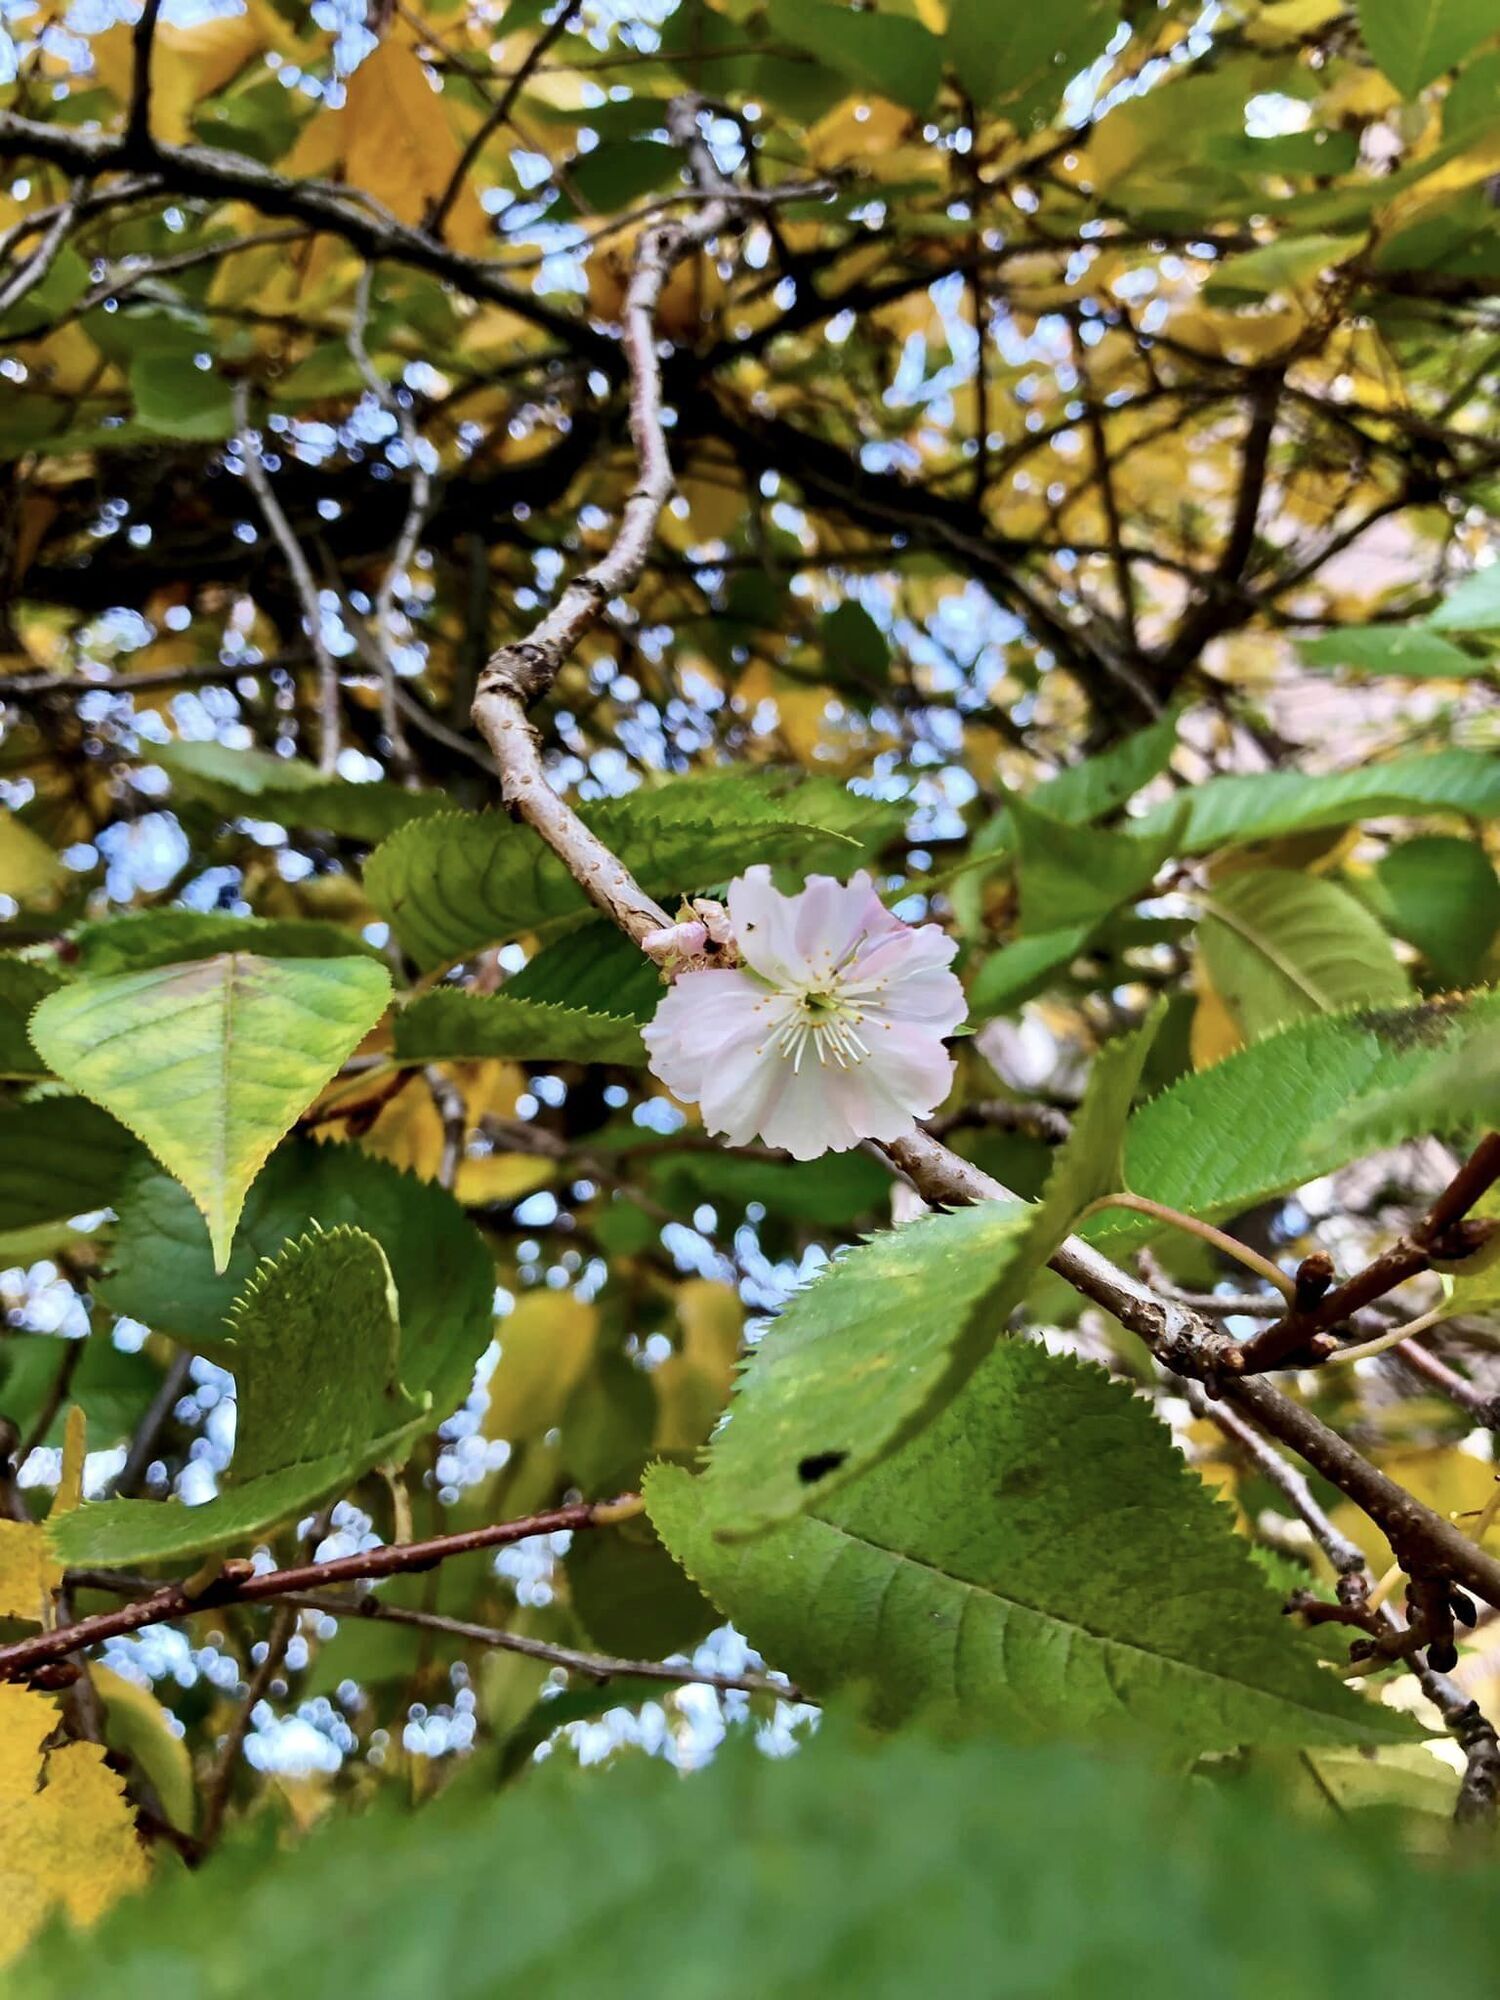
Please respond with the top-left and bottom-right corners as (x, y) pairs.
(0, 0), (1498, 1986)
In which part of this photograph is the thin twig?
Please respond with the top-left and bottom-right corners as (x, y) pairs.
(114, 1348), (193, 1499)
(347, 264), (424, 779)
(426, 0), (583, 241)
(0, 181), (83, 317)
(282, 1592), (801, 1701)
(232, 378), (343, 776)
(199, 1603), (295, 1848)
(17, 1340), (84, 1467)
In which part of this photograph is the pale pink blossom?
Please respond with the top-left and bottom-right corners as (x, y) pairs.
(642, 867), (965, 1160)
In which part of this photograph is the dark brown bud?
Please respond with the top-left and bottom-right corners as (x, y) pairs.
(1293, 1250), (1336, 1310)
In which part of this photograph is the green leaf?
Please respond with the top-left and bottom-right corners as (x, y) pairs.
(1296, 626), (1487, 678)
(365, 775), (887, 972)
(691, 1015), (1158, 1536)
(0, 959), (62, 1076)
(967, 923), (1096, 1021)
(0, 1333), (157, 1447)
(0, 1097), (144, 1234)
(819, 602), (890, 684)
(71, 912), (382, 976)
(129, 354), (236, 440)
(1206, 231), (1366, 302)
(51, 1227), (427, 1569)
(392, 989), (646, 1067)
(1325, 1036), (1500, 1157)
(25, 1714), (1500, 2000)
(1029, 708), (1181, 825)
(152, 740), (445, 844)
(648, 1341), (1407, 1749)
(1087, 992), (1500, 1251)
(500, 920), (663, 1022)
(98, 1139), (494, 1419)
(0, 810), (65, 905)
(1199, 869), (1410, 1041)
(1130, 751), (1500, 855)
(1372, 837), (1500, 987)
(765, 0), (942, 112)
(1357, 0), (1497, 94)
(1008, 793), (1183, 935)
(566, 1512), (718, 1659)
(28, 954), (393, 1270)
(946, 0), (1116, 123)
(1425, 565), (1500, 633)
(645, 1144), (890, 1228)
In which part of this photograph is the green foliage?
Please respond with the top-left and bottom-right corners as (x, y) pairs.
(0, 1097), (143, 1235)
(1357, 0), (1497, 94)
(51, 1228), (427, 1568)
(1198, 869), (1410, 1041)
(70, 912), (383, 975)
(365, 777), (895, 970)
(1296, 628), (1488, 678)
(1131, 751), (1500, 856)
(691, 1018), (1156, 1535)
(1088, 992), (1500, 1250)
(1008, 794), (1183, 934)
(649, 1340), (1405, 1749)
(392, 989), (646, 1067)
(29, 953), (392, 1269)
(99, 1140), (494, 1418)
(1371, 837), (1500, 987)
(151, 741), (444, 844)
(0, 960), (62, 1076)
(23, 1717), (1500, 2000)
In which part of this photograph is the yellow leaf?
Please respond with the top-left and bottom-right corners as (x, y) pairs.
(1331, 1446), (1498, 1577)
(454, 1153), (555, 1206)
(88, 13), (265, 145)
(483, 1292), (597, 1445)
(344, 31), (492, 257)
(0, 1520), (56, 1626)
(93, 1667), (197, 1837)
(0, 810), (64, 906)
(0, 1682), (148, 1967)
(1189, 964), (1243, 1069)
(654, 1280), (743, 1453)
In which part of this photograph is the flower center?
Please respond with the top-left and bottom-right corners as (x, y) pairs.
(773, 985), (871, 1072)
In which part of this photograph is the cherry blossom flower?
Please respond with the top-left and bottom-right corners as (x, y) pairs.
(642, 867), (966, 1160)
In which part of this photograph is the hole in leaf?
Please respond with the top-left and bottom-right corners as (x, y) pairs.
(797, 1450), (847, 1485)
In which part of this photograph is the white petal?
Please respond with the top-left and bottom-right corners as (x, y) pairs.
(643, 968), (774, 1103)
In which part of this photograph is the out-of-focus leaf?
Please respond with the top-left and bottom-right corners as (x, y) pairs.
(24, 1715), (1500, 1999)
(0, 1098), (143, 1235)
(1372, 837), (1500, 987)
(92, 1667), (196, 1836)
(129, 353), (235, 440)
(1198, 869), (1410, 1041)
(648, 1340), (1409, 1748)
(483, 1291), (597, 1446)
(71, 912), (382, 976)
(1297, 627), (1487, 678)
(765, 0), (942, 112)
(1130, 751), (1500, 854)
(1357, 0), (1497, 94)
(0, 813), (64, 905)
(967, 923), (1096, 1021)
(152, 740), (445, 845)
(1425, 566), (1500, 632)
(30, 954), (392, 1269)
(1008, 793), (1183, 935)
(0, 960), (62, 1075)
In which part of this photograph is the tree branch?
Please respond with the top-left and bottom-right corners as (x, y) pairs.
(0, 1498), (638, 1681)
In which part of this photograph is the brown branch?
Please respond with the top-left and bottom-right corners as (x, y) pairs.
(0, 180), (83, 317)
(1236, 1133), (1500, 1373)
(125, 0), (165, 159)
(0, 1498), (636, 1681)
(0, 110), (610, 361)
